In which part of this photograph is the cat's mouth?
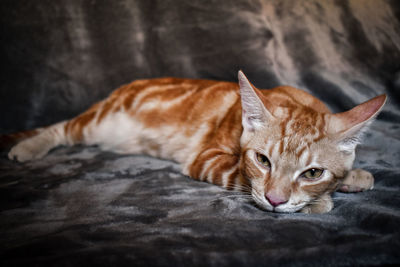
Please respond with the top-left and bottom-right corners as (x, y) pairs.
(251, 191), (307, 213)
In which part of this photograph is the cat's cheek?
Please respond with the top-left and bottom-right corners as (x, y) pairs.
(240, 150), (266, 180)
(251, 192), (274, 212)
(294, 170), (333, 197)
(342, 151), (356, 171)
(299, 178), (334, 198)
(239, 131), (255, 148)
(331, 147), (356, 173)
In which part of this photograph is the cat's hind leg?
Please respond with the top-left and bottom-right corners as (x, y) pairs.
(8, 101), (101, 162)
(8, 121), (69, 162)
(337, 169), (374, 193)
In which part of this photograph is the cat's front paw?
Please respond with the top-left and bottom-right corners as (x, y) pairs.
(8, 139), (48, 162)
(337, 169), (374, 193)
(300, 193), (333, 214)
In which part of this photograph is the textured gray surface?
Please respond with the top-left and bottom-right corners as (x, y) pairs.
(1, 0), (400, 132)
(1, 0), (400, 266)
(0, 136), (399, 266)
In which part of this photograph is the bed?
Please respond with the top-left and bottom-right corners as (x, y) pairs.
(1, 1), (399, 266)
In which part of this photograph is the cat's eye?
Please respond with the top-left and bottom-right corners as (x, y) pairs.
(256, 153), (271, 168)
(301, 168), (324, 179)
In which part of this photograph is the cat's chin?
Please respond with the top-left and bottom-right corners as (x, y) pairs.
(273, 205), (306, 213)
(252, 199), (306, 213)
(254, 205), (305, 213)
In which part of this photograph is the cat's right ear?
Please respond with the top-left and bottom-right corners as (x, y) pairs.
(238, 71), (273, 132)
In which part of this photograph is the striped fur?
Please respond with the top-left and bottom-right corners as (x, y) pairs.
(6, 71), (386, 213)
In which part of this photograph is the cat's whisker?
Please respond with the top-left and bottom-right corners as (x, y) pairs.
(212, 193), (254, 204)
(225, 182), (252, 193)
(228, 184), (252, 192)
(214, 194), (253, 200)
(331, 196), (350, 200)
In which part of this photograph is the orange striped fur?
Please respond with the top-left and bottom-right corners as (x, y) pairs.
(6, 71), (386, 213)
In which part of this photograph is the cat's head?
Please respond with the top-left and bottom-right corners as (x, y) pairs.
(237, 71), (386, 213)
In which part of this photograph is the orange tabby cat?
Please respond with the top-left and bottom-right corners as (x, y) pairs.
(5, 71), (386, 213)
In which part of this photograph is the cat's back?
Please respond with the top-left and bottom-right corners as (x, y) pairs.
(119, 77), (239, 101)
(113, 77), (240, 127)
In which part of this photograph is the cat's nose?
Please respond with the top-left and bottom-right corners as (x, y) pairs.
(265, 193), (288, 207)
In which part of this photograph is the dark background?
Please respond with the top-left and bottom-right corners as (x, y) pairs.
(1, 0), (400, 133)
(1, 1), (400, 267)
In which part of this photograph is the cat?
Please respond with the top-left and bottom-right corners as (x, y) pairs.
(4, 71), (386, 213)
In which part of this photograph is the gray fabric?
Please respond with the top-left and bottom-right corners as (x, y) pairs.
(1, 0), (400, 266)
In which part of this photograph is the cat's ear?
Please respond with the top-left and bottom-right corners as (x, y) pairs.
(238, 70), (273, 131)
(329, 95), (386, 153)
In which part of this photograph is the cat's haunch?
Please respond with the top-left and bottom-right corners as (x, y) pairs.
(5, 71), (386, 213)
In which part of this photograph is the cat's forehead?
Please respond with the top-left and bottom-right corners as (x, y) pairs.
(252, 122), (332, 166)
(273, 107), (327, 138)
(248, 107), (332, 162)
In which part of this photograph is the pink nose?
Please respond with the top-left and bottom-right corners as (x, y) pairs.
(265, 193), (288, 207)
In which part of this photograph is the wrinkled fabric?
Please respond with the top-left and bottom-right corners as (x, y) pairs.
(1, 0), (399, 266)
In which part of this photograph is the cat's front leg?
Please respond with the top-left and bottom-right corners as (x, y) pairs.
(184, 148), (242, 190)
(337, 169), (374, 193)
(300, 169), (374, 214)
(300, 193), (333, 214)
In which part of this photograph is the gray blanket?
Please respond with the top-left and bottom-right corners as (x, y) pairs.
(1, 1), (400, 266)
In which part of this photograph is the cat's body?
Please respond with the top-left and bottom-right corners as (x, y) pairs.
(5, 71), (386, 213)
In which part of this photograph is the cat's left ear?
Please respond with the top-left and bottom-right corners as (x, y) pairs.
(329, 95), (387, 153)
(238, 71), (274, 132)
